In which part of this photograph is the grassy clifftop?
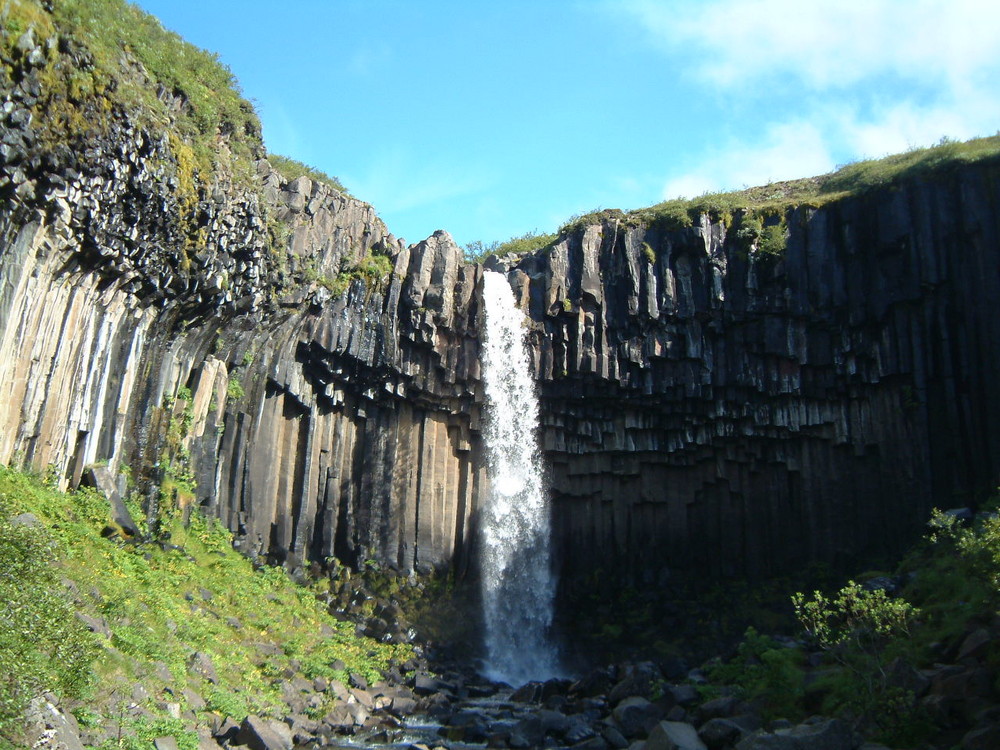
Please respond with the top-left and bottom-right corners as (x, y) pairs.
(467, 133), (1000, 262)
(0, 0), (262, 181)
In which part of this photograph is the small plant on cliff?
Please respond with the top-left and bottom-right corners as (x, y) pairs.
(356, 251), (394, 283)
(734, 214), (763, 245)
(758, 221), (788, 255)
(226, 377), (245, 401)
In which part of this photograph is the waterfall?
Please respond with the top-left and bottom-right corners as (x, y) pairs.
(479, 269), (559, 685)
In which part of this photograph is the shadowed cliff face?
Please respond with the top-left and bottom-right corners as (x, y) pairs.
(1, 32), (999, 587)
(501, 167), (1000, 583)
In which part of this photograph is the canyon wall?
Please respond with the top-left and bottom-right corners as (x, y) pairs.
(2, 24), (999, 587)
(502, 167), (1000, 582)
(0, 29), (485, 573)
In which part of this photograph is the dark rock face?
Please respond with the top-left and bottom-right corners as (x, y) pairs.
(500, 166), (1000, 582)
(1, 34), (1000, 587)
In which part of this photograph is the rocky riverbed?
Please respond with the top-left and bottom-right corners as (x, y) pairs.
(23, 558), (1000, 750)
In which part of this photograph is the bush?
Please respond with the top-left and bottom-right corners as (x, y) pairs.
(793, 580), (916, 652)
(792, 581), (920, 742)
(706, 627), (806, 720)
(758, 223), (787, 255)
(0, 510), (97, 734)
(226, 378), (245, 401)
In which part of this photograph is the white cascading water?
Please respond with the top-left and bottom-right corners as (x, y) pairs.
(479, 270), (559, 685)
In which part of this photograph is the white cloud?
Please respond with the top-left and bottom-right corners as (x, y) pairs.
(620, 0), (1000, 90)
(659, 96), (1000, 200)
(661, 120), (835, 198)
(613, 0), (1000, 197)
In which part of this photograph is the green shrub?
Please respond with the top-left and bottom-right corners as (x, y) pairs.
(758, 222), (788, 255)
(203, 686), (249, 720)
(792, 581), (921, 742)
(734, 215), (763, 245)
(356, 252), (393, 282)
(104, 716), (198, 750)
(707, 627), (806, 720)
(0, 508), (97, 734)
(901, 509), (1000, 649)
(793, 580), (916, 652)
(226, 378), (245, 401)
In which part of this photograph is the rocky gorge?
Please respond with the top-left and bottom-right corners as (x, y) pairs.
(5, 2), (1000, 748)
(3, 12), (999, 593)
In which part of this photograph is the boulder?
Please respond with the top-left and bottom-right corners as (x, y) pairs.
(645, 721), (707, 750)
(601, 724), (630, 749)
(610, 663), (664, 704)
(957, 628), (994, 662)
(698, 718), (747, 749)
(83, 465), (140, 537)
(962, 723), (1000, 750)
(694, 695), (739, 723)
(735, 717), (852, 750)
(187, 651), (219, 684)
(667, 684), (700, 706)
(234, 716), (293, 750)
(613, 696), (665, 738)
(22, 698), (86, 750)
(735, 732), (799, 750)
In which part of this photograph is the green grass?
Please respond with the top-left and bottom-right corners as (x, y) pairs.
(0, 0), (262, 173)
(0, 466), (411, 744)
(630, 134), (1000, 231)
(463, 230), (558, 263)
(268, 154), (349, 196)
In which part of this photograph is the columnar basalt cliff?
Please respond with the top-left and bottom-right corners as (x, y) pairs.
(2, 15), (999, 591)
(500, 167), (1000, 582)
(0, 23), (486, 574)
(0, 133), (486, 573)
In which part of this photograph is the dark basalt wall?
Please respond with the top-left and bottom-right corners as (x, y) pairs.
(503, 166), (1000, 582)
(1, 27), (999, 586)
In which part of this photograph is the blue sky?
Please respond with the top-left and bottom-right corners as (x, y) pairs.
(133, 0), (1000, 249)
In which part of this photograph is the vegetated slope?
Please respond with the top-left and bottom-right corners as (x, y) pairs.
(695, 499), (1000, 748)
(0, 466), (412, 748)
(1, 0), (261, 182)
